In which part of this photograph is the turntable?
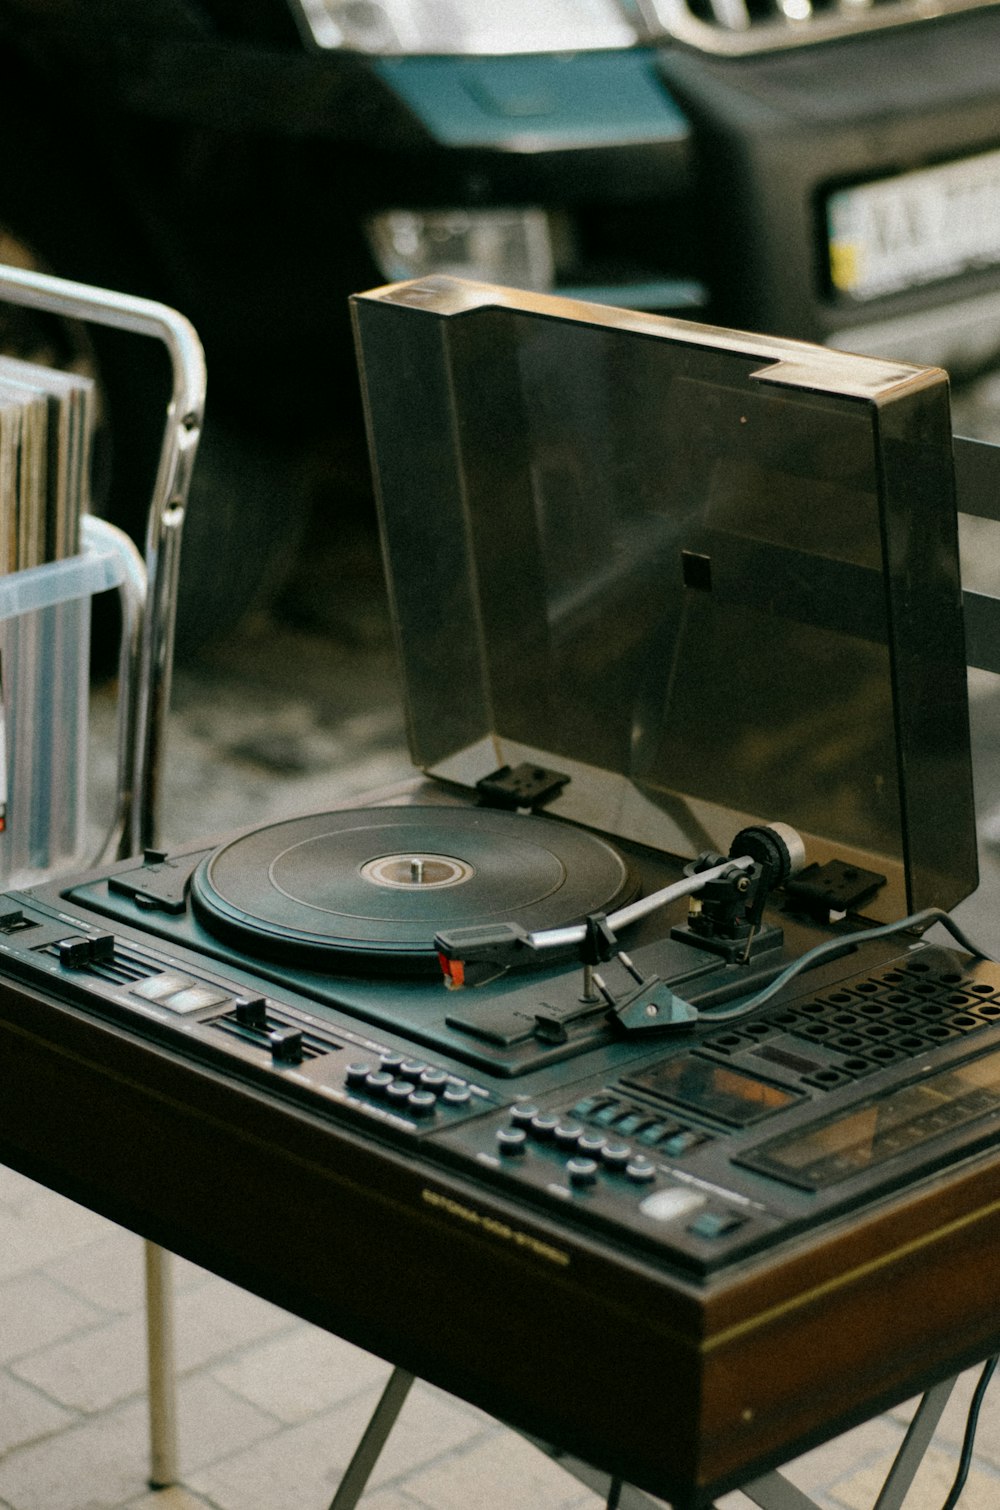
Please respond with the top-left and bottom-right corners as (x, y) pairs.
(1, 280), (998, 1508)
(47, 275), (979, 1076)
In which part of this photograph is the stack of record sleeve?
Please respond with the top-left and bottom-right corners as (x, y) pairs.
(0, 355), (94, 569)
(0, 357), (95, 878)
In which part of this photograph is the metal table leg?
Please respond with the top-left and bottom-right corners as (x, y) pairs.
(524, 1436), (669, 1508)
(741, 1469), (842, 1510)
(144, 1241), (180, 1487)
(325, 1368), (965, 1510)
(740, 1376), (959, 1510)
(872, 1377), (957, 1510)
(327, 1366), (416, 1510)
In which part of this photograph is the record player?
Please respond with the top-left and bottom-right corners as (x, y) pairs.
(1, 280), (998, 1505)
(1, 275), (989, 1207)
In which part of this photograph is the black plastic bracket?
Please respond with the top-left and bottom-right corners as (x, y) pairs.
(786, 859), (886, 921)
(475, 763), (570, 811)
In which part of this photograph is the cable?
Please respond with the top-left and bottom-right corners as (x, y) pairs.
(605, 1475), (623, 1510)
(700, 907), (997, 1025)
(940, 1356), (998, 1510)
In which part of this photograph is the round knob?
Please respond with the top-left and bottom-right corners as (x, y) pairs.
(364, 1070), (394, 1095)
(601, 1142), (633, 1169)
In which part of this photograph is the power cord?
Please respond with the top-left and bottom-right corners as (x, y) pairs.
(701, 907), (996, 1025)
(940, 1356), (998, 1510)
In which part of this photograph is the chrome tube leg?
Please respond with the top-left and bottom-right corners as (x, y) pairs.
(327, 1367), (415, 1510)
(144, 1240), (180, 1488)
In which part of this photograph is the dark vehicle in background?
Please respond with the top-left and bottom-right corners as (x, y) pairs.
(1, 0), (999, 646)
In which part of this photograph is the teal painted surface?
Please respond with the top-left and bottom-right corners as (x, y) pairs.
(374, 51), (690, 148)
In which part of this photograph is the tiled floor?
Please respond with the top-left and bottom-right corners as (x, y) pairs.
(4, 443), (1000, 1506)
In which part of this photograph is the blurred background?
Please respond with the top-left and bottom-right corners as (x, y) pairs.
(2, 0), (1000, 674)
(0, 0), (999, 866)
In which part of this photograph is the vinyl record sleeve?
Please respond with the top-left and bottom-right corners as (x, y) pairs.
(0, 378), (48, 571)
(0, 357), (95, 561)
(0, 391), (24, 575)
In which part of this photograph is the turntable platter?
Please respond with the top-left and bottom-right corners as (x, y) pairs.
(189, 807), (639, 973)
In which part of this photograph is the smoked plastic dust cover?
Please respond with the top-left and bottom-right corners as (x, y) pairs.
(351, 277), (977, 923)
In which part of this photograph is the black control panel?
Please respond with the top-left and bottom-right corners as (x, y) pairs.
(3, 885), (1000, 1277)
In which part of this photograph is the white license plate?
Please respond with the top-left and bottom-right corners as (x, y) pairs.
(827, 147), (1000, 302)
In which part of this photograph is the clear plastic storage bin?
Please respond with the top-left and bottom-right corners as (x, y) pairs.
(0, 515), (137, 887)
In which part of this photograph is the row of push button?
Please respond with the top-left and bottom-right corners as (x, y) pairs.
(344, 1056), (473, 1118)
(497, 1110), (749, 1239)
(568, 1095), (713, 1158)
(499, 1105), (659, 1185)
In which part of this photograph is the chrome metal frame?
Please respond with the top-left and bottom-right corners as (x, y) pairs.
(0, 263), (206, 1488)
(0, 263), (206, 857)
